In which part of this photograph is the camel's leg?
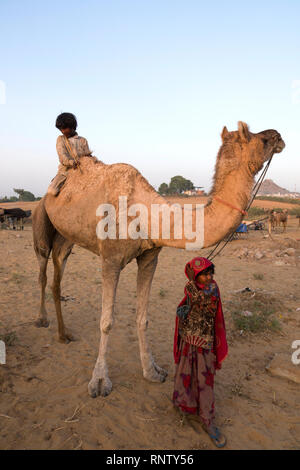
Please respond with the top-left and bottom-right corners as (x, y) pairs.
(88, 260), (121, 398)
(283, 218), (287, 233)
(136, 248), (167, 382)
(51, 233), (74, 343)
(268, 219), (272, 236)
(33, 200), (56, 328)
(35, 254), (50, 328)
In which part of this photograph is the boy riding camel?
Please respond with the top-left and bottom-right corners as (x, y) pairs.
(47, 112), (96, 196)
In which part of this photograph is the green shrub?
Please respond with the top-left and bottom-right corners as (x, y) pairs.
(290, 207), (300, 216)
(247, 207), (266, 219)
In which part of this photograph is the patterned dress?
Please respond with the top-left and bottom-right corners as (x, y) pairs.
(173, 281), (220, 428)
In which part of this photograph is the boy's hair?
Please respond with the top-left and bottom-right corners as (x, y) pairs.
(55, 112), (77, 131)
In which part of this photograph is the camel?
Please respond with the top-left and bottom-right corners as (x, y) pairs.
(32, 122), (285, 398)
(268, 209), (277, 234)
(275, 209), (288, 232)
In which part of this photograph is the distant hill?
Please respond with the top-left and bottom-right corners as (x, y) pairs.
(256, 179), (299, 197)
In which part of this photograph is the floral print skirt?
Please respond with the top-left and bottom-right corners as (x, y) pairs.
(173, 337), (216, 428)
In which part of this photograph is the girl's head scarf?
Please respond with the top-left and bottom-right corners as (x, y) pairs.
(184, 257), (213, 284)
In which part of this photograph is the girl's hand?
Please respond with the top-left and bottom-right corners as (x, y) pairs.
(186, 264), (194, 281)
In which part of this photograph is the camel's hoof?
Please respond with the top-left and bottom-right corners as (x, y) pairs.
(154, 363), (168, 378)
(88, 377), (112, 398)
(35, 318), (49, 328)
(58, 329), (75, 344)
(144, 367), (167, 383)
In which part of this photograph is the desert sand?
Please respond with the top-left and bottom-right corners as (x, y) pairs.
(0, 198), (299, 450)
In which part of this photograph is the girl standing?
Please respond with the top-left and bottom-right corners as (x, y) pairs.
(173, 257), (228, 447)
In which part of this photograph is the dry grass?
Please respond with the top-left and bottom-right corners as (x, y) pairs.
(10, 272), (26, 284)
(228, 291), (282, 333)
(0, 331), (17, 346)
(159, 288), (166, 297)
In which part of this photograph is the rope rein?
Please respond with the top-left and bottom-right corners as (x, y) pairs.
(207, 155), (274, 261)
(213, 196), (248, 216)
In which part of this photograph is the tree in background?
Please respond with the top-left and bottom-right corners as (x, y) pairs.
(0, 196), (18, 203)
(158, 182), (169, 195)
(158, 176), (194, 195)
(13, 188), (36, 202)
(0, 189), (40, 203)
(169, 176), (194, 194)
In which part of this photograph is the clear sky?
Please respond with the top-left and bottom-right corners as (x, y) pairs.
(1, 0), (300, 197)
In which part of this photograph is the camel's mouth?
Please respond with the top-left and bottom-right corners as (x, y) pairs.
(259, 130), (285, 155)
(274, 139), (285, 153)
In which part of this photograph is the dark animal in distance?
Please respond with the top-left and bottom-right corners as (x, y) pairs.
(0, 208), (31, 230)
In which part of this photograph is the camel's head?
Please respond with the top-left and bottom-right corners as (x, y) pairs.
(220, 122), (285, 176)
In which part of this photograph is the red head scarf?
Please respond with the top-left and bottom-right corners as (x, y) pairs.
(184, 257), (213, 282)
(174, 257), (228, 369)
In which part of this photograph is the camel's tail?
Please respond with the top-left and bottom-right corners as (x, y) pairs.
(32, 196), (56, 260)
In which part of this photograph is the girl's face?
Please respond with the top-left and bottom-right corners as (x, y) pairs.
(196, 271), (213, 285)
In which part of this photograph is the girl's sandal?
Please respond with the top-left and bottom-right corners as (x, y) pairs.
(207, 426), (227, 448)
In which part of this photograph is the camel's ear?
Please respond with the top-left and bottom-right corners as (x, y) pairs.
(221, 126), (229, 142)
(238, 121), (250, 142)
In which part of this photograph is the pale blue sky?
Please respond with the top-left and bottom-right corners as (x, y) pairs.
(1, 0), (300, 197)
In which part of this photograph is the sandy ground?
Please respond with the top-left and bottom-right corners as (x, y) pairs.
(0, 201), (40, 213)
(0, 200), (300, 450)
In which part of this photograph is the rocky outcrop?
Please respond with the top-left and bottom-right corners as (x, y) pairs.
(234, 245), (298, 266)
(256, 179), (294, 196)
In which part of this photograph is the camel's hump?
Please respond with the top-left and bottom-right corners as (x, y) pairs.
(55, 157), (160, 203)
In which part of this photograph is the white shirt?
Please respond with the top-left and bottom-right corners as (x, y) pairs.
(56, 133), (92, 173)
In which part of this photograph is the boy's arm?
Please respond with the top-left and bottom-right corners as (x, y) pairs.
(80, 137), (92, 156)
(80, 137), (99, 162)
(56, 136), (75, 168)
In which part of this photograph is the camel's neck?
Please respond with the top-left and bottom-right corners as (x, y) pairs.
(203, 166), (253, 247)
(157, 163), (254, 250)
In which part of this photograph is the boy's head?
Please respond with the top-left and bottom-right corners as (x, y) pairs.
(55, 112), (77, 138)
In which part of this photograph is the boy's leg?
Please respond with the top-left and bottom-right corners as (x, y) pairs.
(47, 173), (67, 196)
